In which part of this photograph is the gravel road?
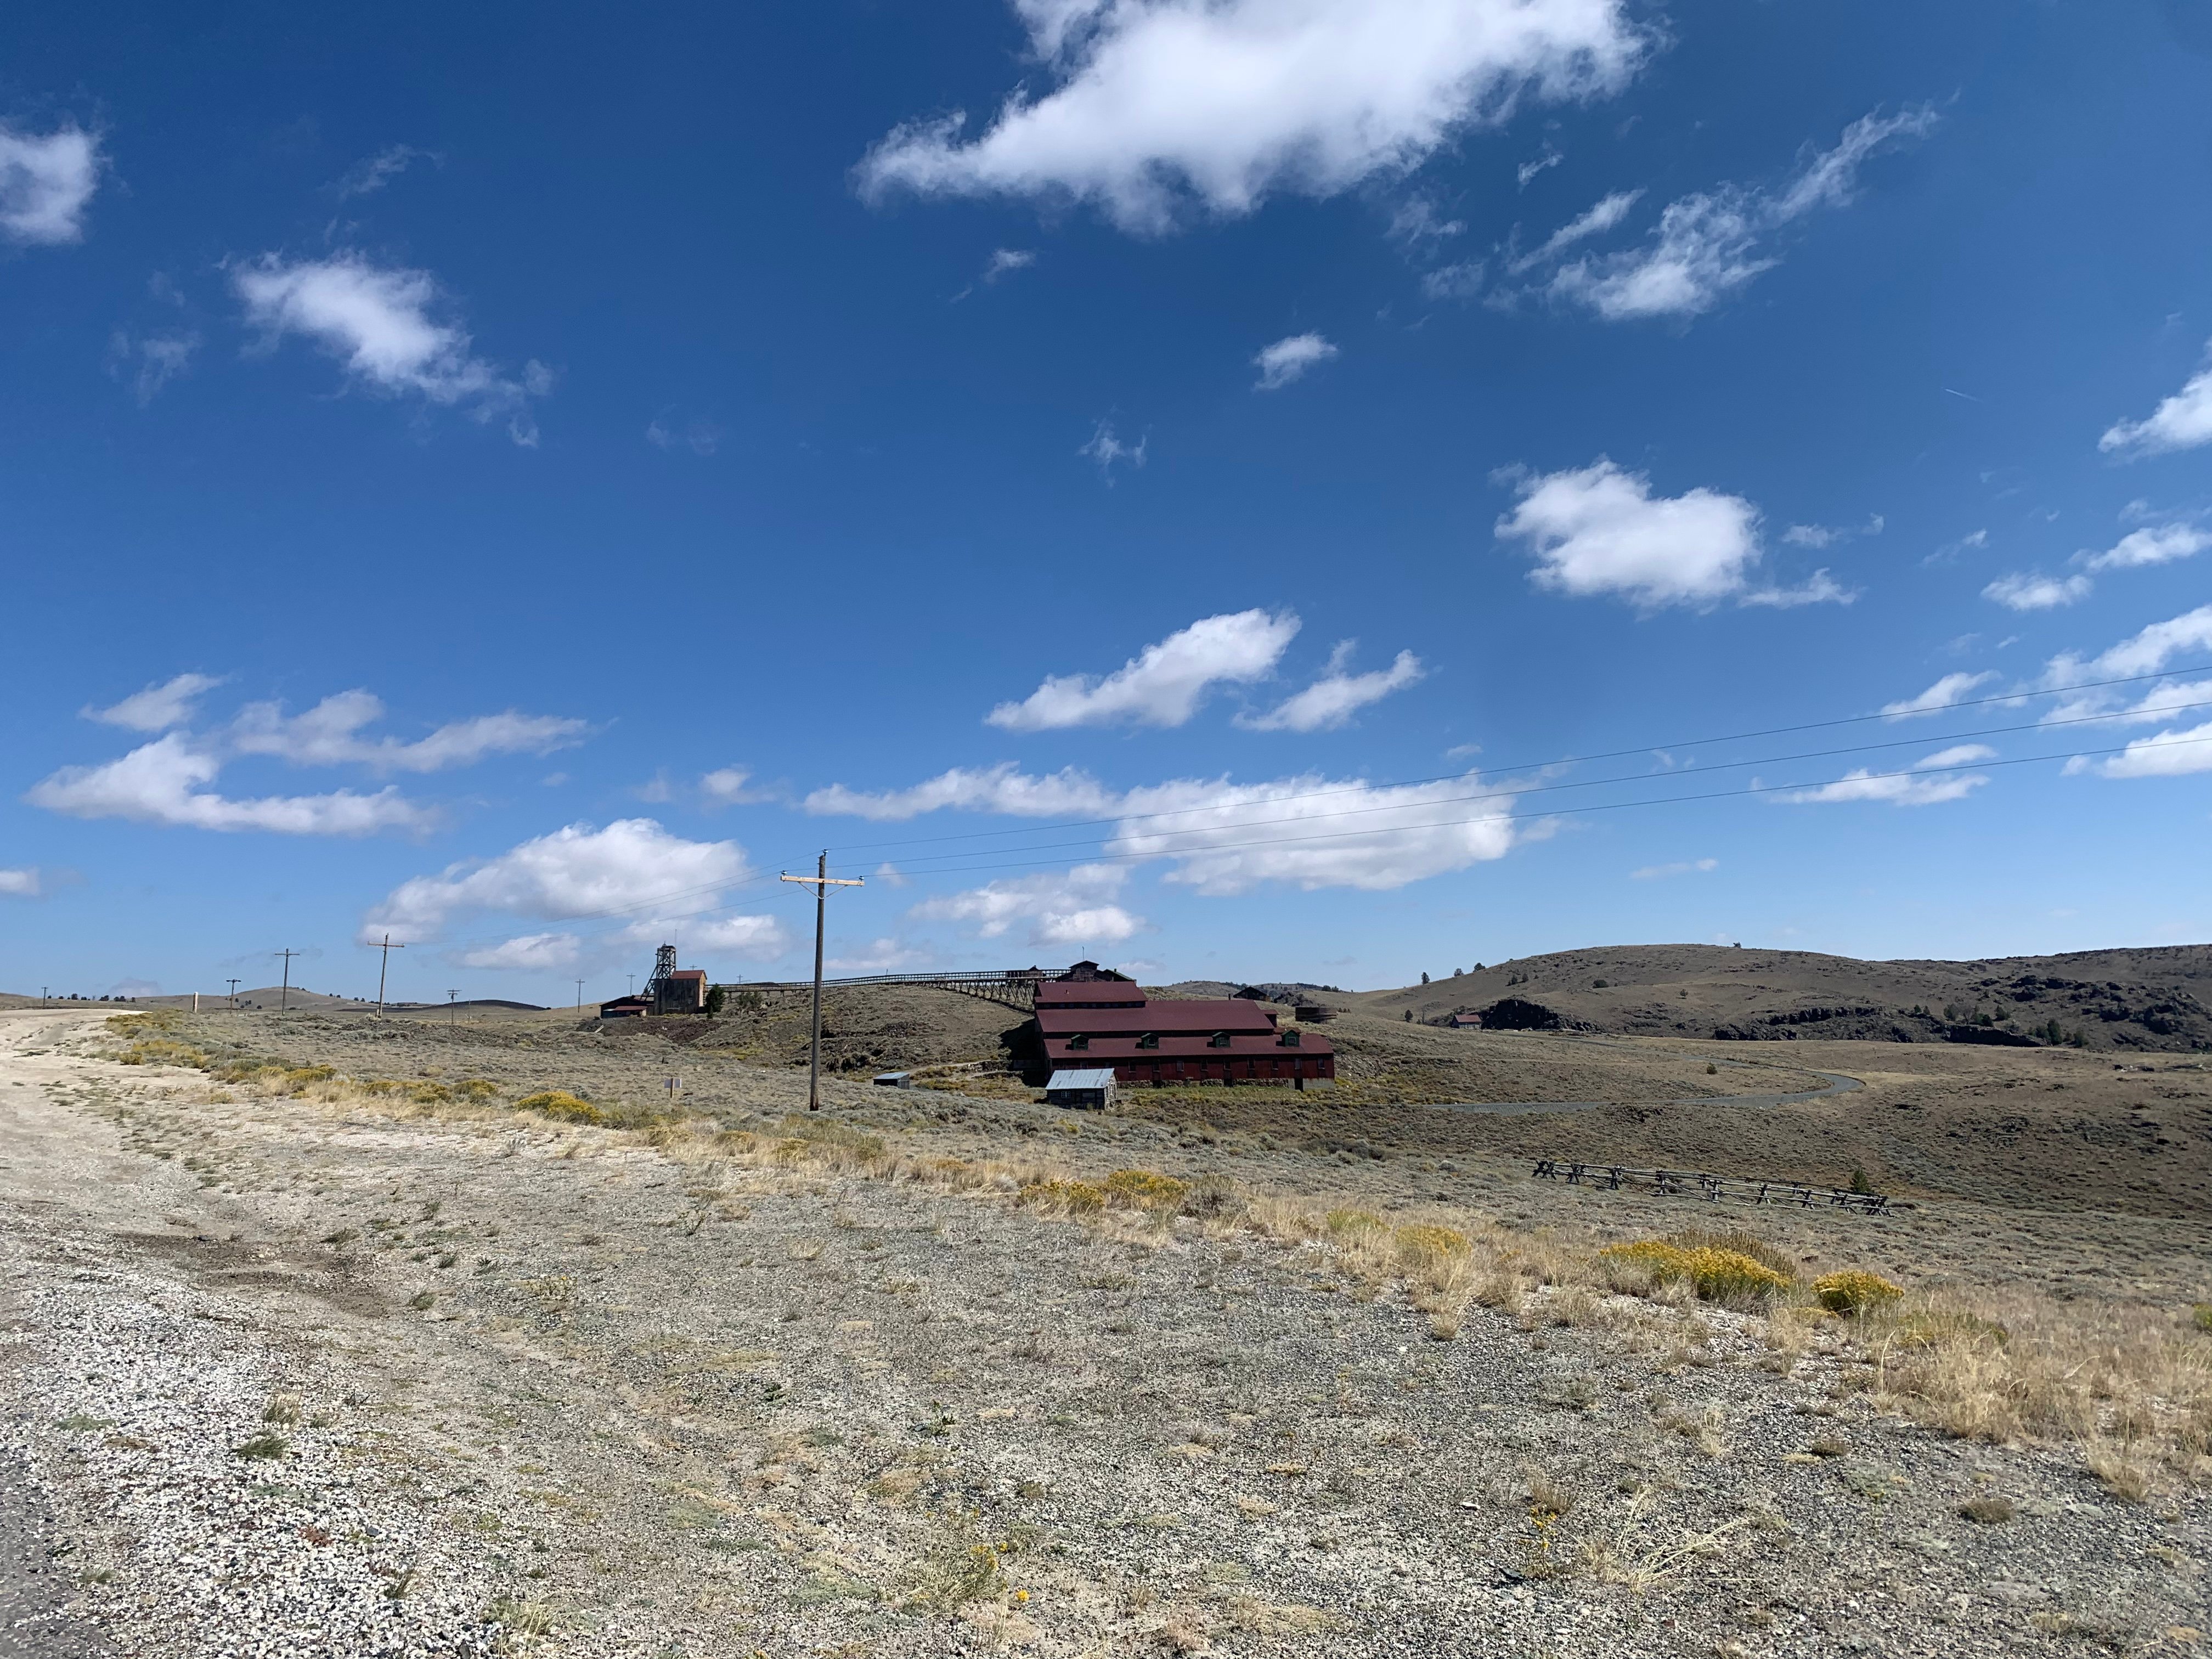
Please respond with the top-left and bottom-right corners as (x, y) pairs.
(2, 1008), (2206, 1657)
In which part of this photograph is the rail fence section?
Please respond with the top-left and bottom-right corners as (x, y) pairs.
(1531, 1158), (1891, 1215)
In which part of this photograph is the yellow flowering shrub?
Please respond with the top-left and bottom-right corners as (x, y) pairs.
(1814, 1269), (1904, 1315)
(1103, 1168), (1188, 1209)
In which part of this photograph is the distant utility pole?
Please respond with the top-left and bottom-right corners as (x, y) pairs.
(368, 934), (405, 1011)
(226, 978), (241, 1009)
(275, 949), (301, 1012)
(448, 989), (461, 1029)
(574, 978), (585, 1011)
(781, 852), (864, 1112)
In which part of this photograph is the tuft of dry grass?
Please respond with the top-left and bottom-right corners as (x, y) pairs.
(1104, 1169), (1190, 1210)
(1600, 1240), (1791, 1307)
(1815, 1269), (1904, 1316)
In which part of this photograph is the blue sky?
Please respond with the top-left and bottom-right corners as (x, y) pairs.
(4, 0), (2211, 1005)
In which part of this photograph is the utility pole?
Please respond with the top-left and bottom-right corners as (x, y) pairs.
(781, 853), (864, 1111)
(448, 989), (461, 1029)
(368, 934), (405, 1011)
(226, 978), (240, 1009)
(574, 978), (585, 1011)
(276, 949), (300, 1012)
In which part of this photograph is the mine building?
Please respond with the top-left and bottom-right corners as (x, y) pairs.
(1028, 962), (1335, 1088)
(599, 995), (651, 1019)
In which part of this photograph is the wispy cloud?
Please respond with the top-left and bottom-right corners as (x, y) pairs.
(1630, 857), (1716, 879)
(228, 692), (586, 772)
(333, 144), (437, 200)
(1880, 671), (1998, 719)
(0, 120), (102, 245)
(83, 673), (226, 732)
(856, 0), (1647, 234)
(0, 867), (44, 898)
(987, 610), (1300, 731)
(1543, 107), (1936, 321)
(1238, 645), (1423, 731)
(1780, 744), (1995, 807)
(1252, 332), (1338, 391)
(805, 763), (1117, 822)
(1508, 188), (1640, 273)
(1079, 420), (1146, 480)
(232, 252), (548, 443)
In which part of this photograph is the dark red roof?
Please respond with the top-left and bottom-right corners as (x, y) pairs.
(1036, 999), (1277, 1037)
(1034, 979), (1145, 1009)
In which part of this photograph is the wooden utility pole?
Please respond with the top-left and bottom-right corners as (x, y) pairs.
(574, 978), (585, 1011)
(780, 853), (864, 1111)
(226, 978), (240, 1009)
(447, 989), (461, 1028)
(275, 949), (301, 1012)
(368, 934), (405, 1011)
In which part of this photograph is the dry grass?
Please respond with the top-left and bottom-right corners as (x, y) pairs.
(104, 1011), (2210, 1492)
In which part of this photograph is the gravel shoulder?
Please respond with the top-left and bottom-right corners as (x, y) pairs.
(2, 1009), (2207, 1657)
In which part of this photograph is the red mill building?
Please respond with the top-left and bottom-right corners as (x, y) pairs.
(1028, 964), (1335, 1087)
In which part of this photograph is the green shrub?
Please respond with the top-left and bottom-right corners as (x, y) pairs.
(1325, 1207), (1385, 1236)
(1814, 1270), (1904, 1315)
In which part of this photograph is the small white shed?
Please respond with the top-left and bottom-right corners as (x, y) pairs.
(1045, 1066), (1118, 1109)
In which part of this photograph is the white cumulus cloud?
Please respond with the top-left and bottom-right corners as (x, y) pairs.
(2092, 721), (2212, 778)
(1545, 107), (1934, 321)
(1238, 646), (1423, 731)
(1110, 769), (1517, 894)
(26, 734), (431, 836)
(0, 121), (101, 245)
(1253, 331), (1338, 390)
(1496, 459), (1767, 608)
(2078, 522), (2210, 572)
(987, 609), (1300, 730)
(232, 253), (547, 443)
(1984, 571), (2092, 612)
(1781, 744), (1995, 808)
(365, 821), (791, 972)
(458, 932), (582, 971)
(0, 867), (42, 898)
(856, 0), (1648, 234)
(1881, 671), (1998, 719)
(83, 673), (226, 732)
(2101, 340), (2212, 458)
(2043, 603), (2212, 688)
(912, 863), (1143, 948)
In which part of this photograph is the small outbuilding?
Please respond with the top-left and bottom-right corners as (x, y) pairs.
(1045, 1066), (1119, 1110)
(599, 995), (651, 1019)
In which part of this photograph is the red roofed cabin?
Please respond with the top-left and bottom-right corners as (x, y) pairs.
(1029, 962), (1334, 1088)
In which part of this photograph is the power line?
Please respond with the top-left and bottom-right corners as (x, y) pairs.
(831, 696), (2212, 877)
(819, 663), (2212, 858)
(823, 731), (2212, 885)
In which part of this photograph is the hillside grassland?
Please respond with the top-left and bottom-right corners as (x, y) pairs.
(1, 988), (2208, 1658)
